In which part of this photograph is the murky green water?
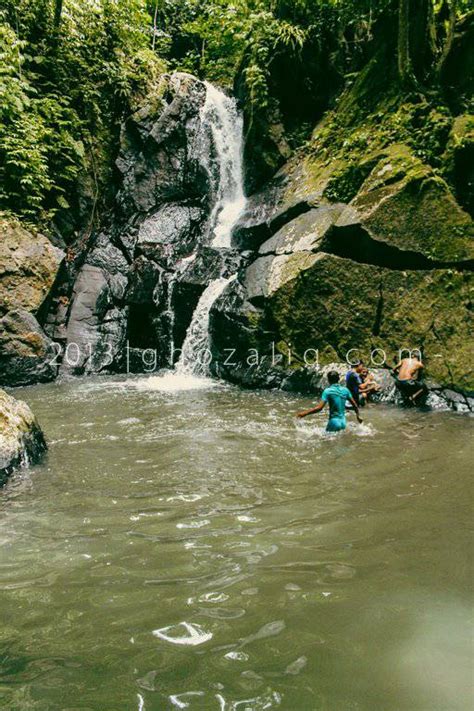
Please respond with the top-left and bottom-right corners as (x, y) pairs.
(1, 374), (473, 710)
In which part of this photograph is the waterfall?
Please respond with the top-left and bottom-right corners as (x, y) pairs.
(141, 83), (245, 389)
(200, 82), (247, 248)
(176, 275), (236, 376)
(170, 83), (245, 378)
(165, 277), (175, 366)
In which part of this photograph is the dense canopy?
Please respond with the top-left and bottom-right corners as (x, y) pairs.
(0, 0), (471, 229)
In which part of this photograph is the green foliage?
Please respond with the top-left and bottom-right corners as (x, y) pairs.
(0, 0), (471, 227)
(0, 1), (165, 226)
(324, 162), (376, 203)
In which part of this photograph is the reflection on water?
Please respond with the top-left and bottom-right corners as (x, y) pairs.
(0, 374), (473, 710)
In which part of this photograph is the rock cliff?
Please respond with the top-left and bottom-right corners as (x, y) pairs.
(0, 59), (472, 409)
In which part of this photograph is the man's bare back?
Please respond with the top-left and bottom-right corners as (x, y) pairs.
(395, 357), (423, 381)
(392, 356), (428, 404)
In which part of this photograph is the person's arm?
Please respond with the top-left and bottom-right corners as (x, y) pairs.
(392, 360), (402, 375)
(297, 400), (326, 419)
(349, 397), (363, 424)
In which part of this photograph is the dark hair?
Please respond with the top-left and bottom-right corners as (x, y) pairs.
(354, 360), (364, 367)
(327, 370), (340, 384)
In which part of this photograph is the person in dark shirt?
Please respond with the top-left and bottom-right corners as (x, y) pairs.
(345, 361), (366, 406)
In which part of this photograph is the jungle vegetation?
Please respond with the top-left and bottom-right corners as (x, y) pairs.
(0, 0), (471, 231)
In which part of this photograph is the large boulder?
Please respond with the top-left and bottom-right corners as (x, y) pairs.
(0, 389), (46, 486)
(212, 247), (473, 393)
(0, 217), (63, 316)
(334, 145), (473, 264)
(59, 260), (128, 375)
(116, 72), (208, 217)
(48, 73), (223, 376)
(210, 127), (474, 397)
(0, 310), (58, 387)
(0, 217), (63, 387)
(209, 67), (474, 399)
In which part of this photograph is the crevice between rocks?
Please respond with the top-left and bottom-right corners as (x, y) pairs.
(321, 224), (474, 272)
(257, 221), (473, 272)
(233, 200), (313, 250)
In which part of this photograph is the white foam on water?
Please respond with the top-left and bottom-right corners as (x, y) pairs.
(295, 419), (377, 439)
(169, 692), (205, 709)
(125, 371), (220, 393)
(152, 621), (213, 646)
(347, 421), (377, 437)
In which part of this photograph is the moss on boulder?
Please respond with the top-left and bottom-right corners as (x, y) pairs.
(0, 216), (63, 316)
(268, 253), (473, 391)
(0, 388), (46, 486)
(338, 145), (473, 262)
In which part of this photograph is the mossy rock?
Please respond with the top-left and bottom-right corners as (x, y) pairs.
(0, 216), (64, 316)
(0, 388), (47, 486)
(267, 252), (473, 391)
(337, 145), (473, 262)
(443, 114), (474, 217)
(258, 206), (343, 256)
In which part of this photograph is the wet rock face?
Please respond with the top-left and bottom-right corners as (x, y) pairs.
(116, 73), (209, 216)
(0, 310), (58, 387)
(9, 66), (470, 402)
(210, 138), (474, 396)
(49, 72), (217, 376)
(0, 389), (47, 486)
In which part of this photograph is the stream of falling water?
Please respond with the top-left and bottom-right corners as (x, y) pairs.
(200, 82), (247, 249)
(176, 275), (236, 377)
(154, 83), (247, 389)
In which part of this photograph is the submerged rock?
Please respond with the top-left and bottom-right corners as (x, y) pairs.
(0, 389), (46, 486)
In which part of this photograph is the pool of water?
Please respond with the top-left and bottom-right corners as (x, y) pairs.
(1, 374), (473, 710)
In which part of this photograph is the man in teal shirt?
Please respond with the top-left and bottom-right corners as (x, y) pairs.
(297, 370), (363, 431)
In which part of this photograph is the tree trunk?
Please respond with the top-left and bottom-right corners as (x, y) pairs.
(436, 0), (457, 79)
(53, 0), (63, 31)
(398, 0), (413, 86)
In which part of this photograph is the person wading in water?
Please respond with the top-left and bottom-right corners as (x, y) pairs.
(297, 370), (363, 432)
(345, 360), (366, 407)
(392, 353), (428, 404)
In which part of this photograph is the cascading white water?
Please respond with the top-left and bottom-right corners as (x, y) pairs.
(200, 82), (247, 248)
(176, 275), (236, 376)
(138, 83), (245, 390)
(168, 83), (246, 379)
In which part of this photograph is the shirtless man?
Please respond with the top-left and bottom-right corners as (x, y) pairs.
(392, 353), (428, 403)
(359, 366), (381, 403)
